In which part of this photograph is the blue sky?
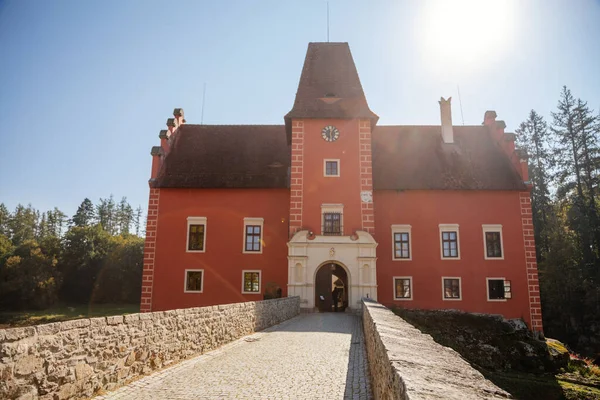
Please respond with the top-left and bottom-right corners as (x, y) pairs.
(1, 0), (599, 218)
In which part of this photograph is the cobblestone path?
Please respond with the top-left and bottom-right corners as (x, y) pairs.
(96, 313), (372, 400)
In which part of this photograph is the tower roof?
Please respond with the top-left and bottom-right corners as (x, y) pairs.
(284, 42), (378, 139)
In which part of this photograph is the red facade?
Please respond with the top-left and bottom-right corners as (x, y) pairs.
(141, 42), (543, 333)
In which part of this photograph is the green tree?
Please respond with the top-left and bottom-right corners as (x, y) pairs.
(46, 207), (67, 237)
(93, 234), (143, 303)
(60, 224), (111, 303)
(0, 233), (14, 263)
(573, 99), (600, 259)
(96, 195), (117, 235)
(36, 212), (49, 241)
(0, 203), (9, 236)
(116, 197), (133, 235)
(551, 86), (595, 264)
(72, 198), (95, 227)
(134, 206), (143, 237)
(8, 204), (37, 246)
(0, 240), (59, 310)
(516, 110), (553, 257)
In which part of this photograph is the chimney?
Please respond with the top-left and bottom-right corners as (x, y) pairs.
(150, 146), (163, 179)
(439, 97), (453, 143)
(483, 110), (497, 126)
(173, 108), (185, 126)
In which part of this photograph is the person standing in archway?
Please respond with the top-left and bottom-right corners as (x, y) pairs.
(332, 286), (341, 312)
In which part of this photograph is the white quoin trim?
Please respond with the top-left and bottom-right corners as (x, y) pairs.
(439, 97), (454, 144)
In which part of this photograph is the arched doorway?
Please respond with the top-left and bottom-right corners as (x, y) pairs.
(314, 262), (349, 312)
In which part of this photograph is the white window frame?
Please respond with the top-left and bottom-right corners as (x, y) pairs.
(441, 276), (462, 301)
(393, 276), (413, 300)
(242, 217), (264, 254)
(186, 217), (207, 253)
(184, 269), (204, 293)
(486, 277), (509, 302)
(323, 159), (340, 177)
(439, 224), (460, 260)
(241, 270), (262, 294)
(482, 224), (504, 260)
(391, 225), (412, 261)
(321, 204), (344, 235)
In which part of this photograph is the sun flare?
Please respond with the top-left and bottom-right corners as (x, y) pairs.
(420, 0), (515, 69)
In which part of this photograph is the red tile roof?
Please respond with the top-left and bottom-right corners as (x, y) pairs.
(153, 125), (289, 188)
(372, 125), (526, 190)
(284, 42), (378, 141)
(153, 124), (525, 191)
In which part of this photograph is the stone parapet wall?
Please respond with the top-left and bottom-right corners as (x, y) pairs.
(362, 299), (511, 399)
(0, 297), (300, 400)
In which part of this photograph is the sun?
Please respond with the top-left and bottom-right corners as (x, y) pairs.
(420, 0), (516, 70)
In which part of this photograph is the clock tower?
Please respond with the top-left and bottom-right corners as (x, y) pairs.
(284, 42), (379, 311)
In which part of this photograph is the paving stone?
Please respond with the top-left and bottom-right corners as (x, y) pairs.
(95, 313), (372, 400)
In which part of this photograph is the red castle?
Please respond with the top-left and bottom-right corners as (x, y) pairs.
(141, 42), (543, 333)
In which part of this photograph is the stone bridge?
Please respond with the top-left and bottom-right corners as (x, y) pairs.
(1, 297), (510, 399)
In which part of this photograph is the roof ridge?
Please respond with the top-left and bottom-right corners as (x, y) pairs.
(182, 124), (285, 127)
(376, 125), (485, 128)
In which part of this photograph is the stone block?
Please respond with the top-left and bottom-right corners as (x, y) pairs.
(74, 363), (93, 381)
(63, 318), (92, 331)
(89, 317), (107, 328)
(4, 327), (36, 342)
(35, 323), (61, 336)
(124, 314), (140, 324)
(55, 382), (76, 400)
(14, 355), (43, 376)
(106, 315), (124, 325)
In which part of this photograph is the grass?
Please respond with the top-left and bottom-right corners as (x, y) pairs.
(0, 303), (140, 328)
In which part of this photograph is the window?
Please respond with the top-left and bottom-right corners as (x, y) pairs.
(321, 204), (344, 236)
(324, 159), (340, 177)
(243, 218), (264, 254)
(187, 217), (207, 252)
(323, 213), (342, 235)
(242, 270), (261, 294)
(391, 225), (412, 260)
(184, 269), (204, 293)
(439, 224), (460, 259)
(483, 225), (504, 259)
(393, 277), (413, 300)
(442, 277), (461, 300)
(487, 278), (511, 301)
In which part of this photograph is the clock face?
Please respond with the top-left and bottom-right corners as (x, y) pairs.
(321, 125), (340, 142)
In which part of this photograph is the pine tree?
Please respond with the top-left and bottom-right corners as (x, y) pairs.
(551, 86), (594, 264)
(37, 212), (49, 241)
(46, 208), (67, 237)
(574, 99), (600, 258)
(97, 195), (117, 235)
(8, 204), (37, 246)
(0, 203), (9, 237)
(134, 206), (143, 237)
(116, 197), (133, 235)
(516, 110), (553, 257)
(72, 198), (95, 227)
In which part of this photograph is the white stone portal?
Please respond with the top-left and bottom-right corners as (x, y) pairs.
(287, 230), (378, 311)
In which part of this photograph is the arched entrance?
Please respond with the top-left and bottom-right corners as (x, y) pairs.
(314, 262), (349, 312)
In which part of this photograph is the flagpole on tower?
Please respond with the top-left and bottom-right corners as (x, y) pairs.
(327, 2), (330, 42)
(201, 82), (206, 125)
